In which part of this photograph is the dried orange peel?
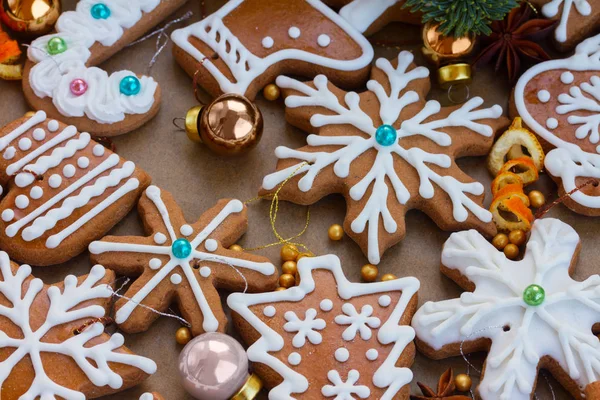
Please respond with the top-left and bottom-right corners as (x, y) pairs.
(0, 30), (22, 80)
(499, 156), (539, 186)
(490, 184), (534, 232)
(491, 172), (523, 196)
(487, 117), (545, 177)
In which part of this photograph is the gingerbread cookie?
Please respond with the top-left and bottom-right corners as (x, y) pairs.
(334, 0), (421, 36)
(262, 51), (507, 265)
(228, 254), (420, 399)
(412, 218), (600, 400)
(89, 185), (278, 336)
(529, 0), (600, 51)
(0, 111), (150, 266)
(170, 0), (374, 100)
(0, 252), (157, 399)
(23, 0), (189, 137)
(513, 34), (600, 216)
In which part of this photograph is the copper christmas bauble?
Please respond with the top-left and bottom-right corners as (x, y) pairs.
(185, 94), (263, 156)
(0, 0), (60, 36)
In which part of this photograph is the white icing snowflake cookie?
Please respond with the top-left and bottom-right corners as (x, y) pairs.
(513, 33), (600, 215)
(0, 251), (156, 399)
(228, 254), (420, 399)
(23, 0), (188, 136)
(89, 185), (278, 336)
(412, 218), (600, 400)
(0, 111), (150, 266)
(171, 0), (374, 100)
(262, 51), (507, 264)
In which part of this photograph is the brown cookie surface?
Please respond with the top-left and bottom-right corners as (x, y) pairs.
(335, 0), (422, 36)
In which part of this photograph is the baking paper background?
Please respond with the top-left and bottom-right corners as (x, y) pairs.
(0, 1), (595, 398)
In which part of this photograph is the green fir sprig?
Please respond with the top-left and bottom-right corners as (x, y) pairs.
(403, 0), (520, 37)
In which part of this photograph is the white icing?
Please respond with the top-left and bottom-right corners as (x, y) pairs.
(263, 51), (502, 264)
(335, 303), (381, 341)
(317, 34), (330, 47)
(33, 128), (46, 141)
(77, 156), (90, 168)
(204, 238), (218, 252)
(199, 266), (211, 278)
(18, 138), (32, 151)
(139, 394), (154, 400)
(47, 120), (59, 132)
(339, 0), (400, 33)
(149, 258), (162, 269)
(412, 218), (600, 400)
(537, 90), (551, 103)
(284, 308), (326, 348)
(288, 352), (302, 366)
(262, 36), (274, 49)
(546, 117), (559, 129)
(263, 305), (276, 317)
(542, 0), (592, 43)
(88, 186), (276, 333)
(3, 147), (15, 160)
(15, 195), (29, 209)
(288, 26), (301, 39)
(2, 209), (14, 222)
(334, 347), (349, 362)
(30, 186), (43, 200)
(170, 273), (182, 284)
(63, 164), (76, 178)
(0, 111), (46, 151)
(27, 0), (160, 124)
(93, 144), (105, 156)
(170, 0), (374, 95)
(378, 295), (391, 307)
(227, 254), (420, 399)
(561, 71), (575, 84)
(0, 257), (156, 398)
(322, 369), (370, 399)
(320, 298), (333, 311)
(48, 174), (62, 188)
(180, 224), (193, 236)
(366, 348), (378, 361)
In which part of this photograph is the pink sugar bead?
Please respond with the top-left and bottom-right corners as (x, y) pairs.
(70, 79), (88, 96)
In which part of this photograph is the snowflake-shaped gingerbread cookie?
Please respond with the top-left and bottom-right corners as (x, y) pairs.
(412, 218), (600, 400)
(262, 51), (507, 264)
(228, 254), (420, 399)
(0, 251), (156, 399)
(89, 185), (278, 336)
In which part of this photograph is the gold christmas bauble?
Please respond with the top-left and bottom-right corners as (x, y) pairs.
(455, 373), (472, 392)
(361, 264), (378, 282)
(229, 244), (243, 252)
(175, 327), (192, 345)
(381, 273), (397, 282)
(328, 224), (344, 241)
(508, 229), (526, 246)
(528, 190), (546, 208)
(279, 273), (296, 288)
(263, 84), (281, 101)
(492, 233), (509, 250)
(282, 260), (298, 275)
(504, 243), (519, 260)
(280, 244), (299, 262)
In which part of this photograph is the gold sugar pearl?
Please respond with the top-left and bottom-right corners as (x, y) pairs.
(282, 260), (298, 275)
(492, 233), (509, 250)
(528, 190), (546, 208)
(296, 252), (312, 261)
(361, 264), (378, 282)
(263, 83), (281, 101)
(455, 373), (472, 392)
(328, 224), (344, 241)
(508, 229), (526, 246)
(280, 244), (299, 262)
(504, 243), (519, 260)
(275, 287), (287, 292)
(175, 327), (192, 345)
(279, 273), (296, 288)
(229, 244), (243, 252)
(381, 273), (397, 282)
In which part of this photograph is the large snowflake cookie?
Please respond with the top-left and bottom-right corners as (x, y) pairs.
(412, 218), (600, 400)
(529, 0), (600, 51)
(23, 0), (189, 137)
(0, 251), (157, 399)
(262, 51), (507, 265)
(0, 111), (150, 266)
(513, 34), (600, 216)
(329, 0), (421, 36)
(89, 185), (278, 336)
(228, 254), (420, 399)
(170, 0), (374, 100)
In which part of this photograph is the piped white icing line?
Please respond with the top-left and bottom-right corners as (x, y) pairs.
(515, 34), (600, 209)
(170, 0), (374, 95)
(339, 0), (400, 33)
(0, 255), (156, 398)
(284, 308), (326, 348)
(264, 51), (502, 264)
(322, 369), (370, 399)
(334, 347), (349, 362)
(227, 254), (420, 399)
(412, 218), (600, 400)
(542, 0), (592, 43)
(288, 26), (301, 39)
(26, 0), (159, 124)
(89, 186), (276, 333)
(335, 303), (381, 341)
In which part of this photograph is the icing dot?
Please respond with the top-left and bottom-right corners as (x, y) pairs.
(70, 79), (88, 96)
(320, 299), (333, 311)
(63, 164), (76, 178)
(317, 34), (331, 47)
(262, 36), (274, 49)
(48, 174), (62, 188)
(18, 138), (32, 151)
(47, 120), (59, 132)
(378, 295), (391, 307)
(3, 147), (15, 160)
(120, 76), (141, 96)
(180, 224), (193, 236)
(91, 3), (111, 19)
(205, 238), (218, 252)
(366, 349), (379, 361)
(154, 232), (167, 244)
(92, 144), (105, 157)
(546, 118), (558, 129)
(15, 195), (29, 209)
(170, 273), (182, 284)
(172, 238), (192, 259)
(288, 26), (301, 39)
(334, 348), (349, 363)
(47, 37), (67, 55)
(33, 128), (46, 141)
(375, 124), (397, 146)
(288, 352), (301, 366)
(199, 266), (211, 278)
(30, 186), (43, 199)
(537, 90), (550, 103)
(15, 173), (34, 188)
(1, 209), (14, 222)
(149, 258), (162, 269)
(561, 71), (574, 84)
(263, 305), (276, 317)
(77, 156), (90, 169)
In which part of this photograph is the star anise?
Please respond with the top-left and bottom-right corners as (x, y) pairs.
(410, 368), (472, 400)
(473, 3), (556, 82)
